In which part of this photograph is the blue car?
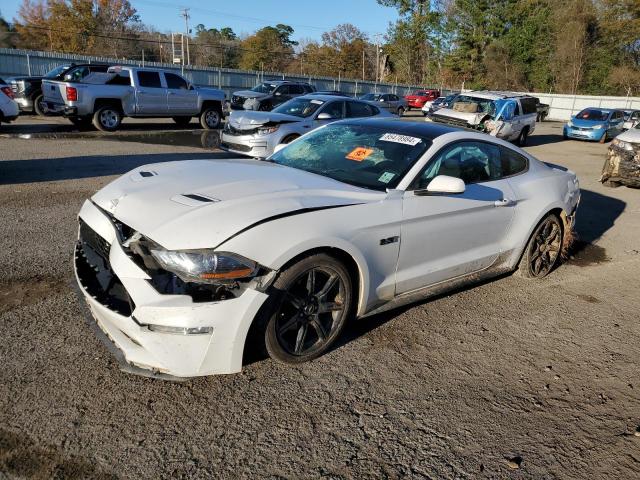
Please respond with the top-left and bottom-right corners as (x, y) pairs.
(563, 108), (626, 143)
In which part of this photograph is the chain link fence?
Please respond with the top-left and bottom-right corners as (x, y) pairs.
(0, 47), (444, 100)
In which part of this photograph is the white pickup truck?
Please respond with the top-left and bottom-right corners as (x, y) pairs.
(43, 66), (225, 131)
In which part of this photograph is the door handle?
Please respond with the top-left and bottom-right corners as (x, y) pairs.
(495, 198), (516, 207)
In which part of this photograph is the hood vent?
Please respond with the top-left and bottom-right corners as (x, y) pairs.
(171, 193), (220, 207)
(130, 170), (158, 182)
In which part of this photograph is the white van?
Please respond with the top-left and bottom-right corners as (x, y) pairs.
(429, 91), (537, 145)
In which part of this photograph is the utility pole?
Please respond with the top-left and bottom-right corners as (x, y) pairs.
(180, 8), (191, 66)
(362, 47), (365, 81)
(374, 33), (382, 84)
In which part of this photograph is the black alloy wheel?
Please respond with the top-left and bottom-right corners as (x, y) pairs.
(518, 214), (563, 278)
(265, 254), (352, 364)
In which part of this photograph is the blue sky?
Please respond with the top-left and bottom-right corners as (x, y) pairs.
(1, 0), (399, 41)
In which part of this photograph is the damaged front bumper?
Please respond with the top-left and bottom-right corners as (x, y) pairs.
(74, 200), (269, 378)
(601, 142), (640, 187)
(219, 130), (278, 158)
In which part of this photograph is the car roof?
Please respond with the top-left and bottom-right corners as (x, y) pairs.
(303, 94), (353, 101)
(263, 80), (311, 86)
(462, 90), (535, 100)
(331, 117), (460, 138)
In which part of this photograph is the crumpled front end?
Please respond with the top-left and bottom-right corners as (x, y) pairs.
(601, 142), (640, 187)
(74, 200), (269, 377)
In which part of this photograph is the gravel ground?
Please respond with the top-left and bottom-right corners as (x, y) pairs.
(1, 117), (639, 479)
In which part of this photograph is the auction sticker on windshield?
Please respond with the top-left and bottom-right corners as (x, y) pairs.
(379, 133), (422, 146)
(346, 147), (374, 162)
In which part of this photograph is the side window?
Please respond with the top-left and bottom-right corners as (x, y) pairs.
(289, 84), (304, 94)
(275, 85), (290, 95)
(165, 73), (188, 90)
(520, 97), (537, 115)
(346, 101), (374, 118)
(513, 100), (521, 116)
(499, 146), (528, 177)
(319, 101), (344, 118)
(137, 71), (162, 88)
(391, 94), (399, 101)
(67, 66), (89, 81)
(412, 141), (502, 189)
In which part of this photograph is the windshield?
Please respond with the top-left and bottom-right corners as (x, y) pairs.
(360, 93), (381, 101)
(452, 95), (495, 115)
(251, 82), (278, 94)
(272, 97), (324, 118)
(268, 124), (431, 191)
(44, 65), (70, 79)
(576, 109), (610, 121)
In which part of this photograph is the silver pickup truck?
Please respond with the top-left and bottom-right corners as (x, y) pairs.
(42, 66), (225, 131)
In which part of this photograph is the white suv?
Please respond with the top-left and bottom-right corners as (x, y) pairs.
(429, 91), (537, 145)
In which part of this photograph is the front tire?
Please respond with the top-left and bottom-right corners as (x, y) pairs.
(33, 93), (46, 116)
(264, 254), (353, 364)
(92, 106), (122, 132)
(517, 214), (563, 279)
(199, 106), (221, 129)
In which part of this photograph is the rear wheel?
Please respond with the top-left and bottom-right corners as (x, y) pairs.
(517, 214), (563, 279)
(397, 107), (405, 117)
(92, 106), (122, 132)
(172, 116), (191, 126)
(264, 254), (353, 364)
(281, 134), (299, 144)
(199, 106), (221, 129)
(33, 93), (46, 116)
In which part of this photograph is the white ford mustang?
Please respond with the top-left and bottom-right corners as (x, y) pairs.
(75, 119), (580, 378)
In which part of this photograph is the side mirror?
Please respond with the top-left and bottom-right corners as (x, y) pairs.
(416, 175), (465, 195)
(379, 98), (385, 102)
(273, 143), (287, 154)
(316, 112), (334, 120)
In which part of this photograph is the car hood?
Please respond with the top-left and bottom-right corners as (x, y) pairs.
(233, 90), (269, 100)
(432, 107), (487, 125)
(227, 110), (301, 129)
(570, 118), (608, 128)
(92, 159), (382, 250)
(616, 128), (640, 143)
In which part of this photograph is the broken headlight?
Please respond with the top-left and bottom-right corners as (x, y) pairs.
(258, 125), (279, 136)
(611, 138), (635, 151)
(150, 249), (258, 284)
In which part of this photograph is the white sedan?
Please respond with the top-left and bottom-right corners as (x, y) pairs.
(75, 119), (580, 378)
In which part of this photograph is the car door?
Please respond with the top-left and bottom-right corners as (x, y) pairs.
(395, 140), (516, 294)
(164, 72), (198, 115)
(135, 71), (168, 115)
(609, 110), (624, 135)
(345, 100), (376, 119)
(313, 100), (345, 126)
(272, 85), (291, 107)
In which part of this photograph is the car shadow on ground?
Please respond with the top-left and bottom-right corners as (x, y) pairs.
(527, 132), (566, 147)
(246, 187), (626, 366)
(0, 151), (232, 185)
(2, 117), (214, 135)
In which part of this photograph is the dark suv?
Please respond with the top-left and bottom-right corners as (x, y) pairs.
(230, 80), (315, 111)
(10, 63), (110, 115)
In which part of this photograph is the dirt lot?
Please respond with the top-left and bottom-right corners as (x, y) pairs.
(1, 115), (639, 479)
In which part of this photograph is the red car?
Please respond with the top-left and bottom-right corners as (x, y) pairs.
(405, 89), (440, 110)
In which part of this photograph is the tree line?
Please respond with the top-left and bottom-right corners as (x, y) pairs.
(1, 0), (638, 95)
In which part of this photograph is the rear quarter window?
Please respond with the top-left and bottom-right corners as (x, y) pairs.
(519, 97), (537, 115)
(500, 146), (528, 177)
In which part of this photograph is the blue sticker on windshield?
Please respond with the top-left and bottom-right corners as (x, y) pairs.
(378, 172), (395, 184)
